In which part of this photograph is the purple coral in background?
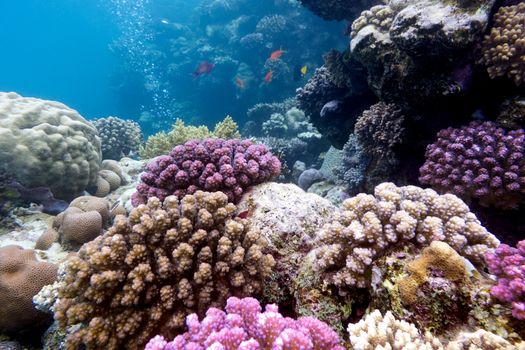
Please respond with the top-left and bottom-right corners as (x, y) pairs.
(419, 121), (525, 209)
(145, 297), (345, 350)
(485, 240), (525, 320)
(132, 139), (281, 206)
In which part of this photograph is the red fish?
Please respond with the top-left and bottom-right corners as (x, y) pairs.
(235, 76), (246, 89)
(269, 48), (285, 60)
(192, 61), (215, 78)
(237, 210), (250, 219)
(264, 69), (273, 84)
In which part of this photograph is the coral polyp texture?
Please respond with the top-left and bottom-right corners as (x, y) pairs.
(478, 3), (525, 85)
(0, 92), (101, 200)
(54, 192), (275, 349)
(419, 121), (525, 209)
(485, 240), (525, 320)
(132, 139), (281, 206)
(314, 182), (499, 290)
(145, 296), (345, 350)
(93, 116), (143, 160)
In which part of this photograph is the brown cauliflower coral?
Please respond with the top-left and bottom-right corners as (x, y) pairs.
(54, 191), (275, 350)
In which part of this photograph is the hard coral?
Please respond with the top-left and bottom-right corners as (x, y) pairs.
(0, 245), (57, 333)
(419, 121), (525, 209)
(314, 183), (499, 290)
(485, 240), (525, 320)
(54, 192), (275, 349)
(0, 92), (101, 200)
(132, 138), (281, 206)
(478, 3), (525, 85)
(93, 116), (143, 160)
(145, 296), (345, 350)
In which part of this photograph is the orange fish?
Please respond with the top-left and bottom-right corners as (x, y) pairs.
(192, 61), (215, 78)
(269, 48), (285, 60)
(235, 77), (246, 89)
(264, 69), (273, 84)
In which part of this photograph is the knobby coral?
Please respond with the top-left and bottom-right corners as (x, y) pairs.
(93, 116), (143, 160)
(54, 192), (275, 349)
(145, 296), (345, 350)
(419, 121), (525, 209)
(314, 183), (499, 290)
(478, 3), (525, 85)
(485, 240), (525, 320)
(132, 139), (281, 206)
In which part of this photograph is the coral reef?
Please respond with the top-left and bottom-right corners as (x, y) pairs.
(91, 160), (127, 197)
(0, 92), (101, 200)
(145, 296), (345, 349)
(314, 182), (499, 290)
(139, 116), (241, 159)
(333, 134), (374, 194)
(93, 116), (143, 160)
(299, 0), (382, 21)
(447, 329), (522, 350)
(347, 310), (443, 349)
(497, 95), (525, 130)
(419, 121), (525, 209)
(132, 138), (281, 206)
(298, 168), (324, 190)
(485, 240), (525, 320)
(478, 3), (525, 86)
(54, 192), (275, 349)
(0, 245), (57, 333)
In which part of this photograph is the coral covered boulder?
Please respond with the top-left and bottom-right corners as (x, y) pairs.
(54, 191), (275, 349)
(0, 245), (57, 333)
(145, 296), (345, 350)
(419, 121), (525, 209)
(132, 138), (281, 206)
(0, 92), (101, 200)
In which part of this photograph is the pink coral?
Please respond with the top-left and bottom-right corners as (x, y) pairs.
(145, 297), (345, 350)
(132, 139), (281, 206)
(485, 240), (525, 320)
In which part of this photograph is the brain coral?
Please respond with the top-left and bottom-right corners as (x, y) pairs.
(478, 3), (525, 85)
(145, 296), (345, 350)
(314, 183), (499, 290)
(0, 245), (57, 332)
(419, 121), (525, 209)
(0, 92), (101, 200)
(54, 191), (275, 350)
(93, 116), (143, 160)
(132, 138), (281, 206)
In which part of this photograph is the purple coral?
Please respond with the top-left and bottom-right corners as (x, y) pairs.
(419, 121), (525, 209)
(485, 240), (525, 320)
(145, 297), (345, 350)
(132, 139), (281, 206)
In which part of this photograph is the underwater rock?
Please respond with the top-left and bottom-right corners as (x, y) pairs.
(0, 92), (101, 200)
(298, 168), (325, 190)
(236, 182), (339, 305)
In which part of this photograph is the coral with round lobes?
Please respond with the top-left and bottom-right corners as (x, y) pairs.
(132, 139), (281, 206)
(314, 183), (499, 290)
(478, 3), (525, 85)
(145, 296), (345, 350)
(485, 240), (525, 320)
(93, 116), (143, 160)
(54, 191), (275, 349)
(0, 92), (101, 200)
(419, 121), (525, 209)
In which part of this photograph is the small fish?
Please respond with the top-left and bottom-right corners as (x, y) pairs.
(269, 48), (285, 60)
(235, 76), (246, 90)
(237, 210), (250, 219)
(264, 69), (273, 84)
(192, 61), (215, 78)
(300, 65), (307, 76)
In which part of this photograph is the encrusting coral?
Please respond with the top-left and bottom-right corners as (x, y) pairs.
(0, 245), (57, 333)
(478, 3), (525, 85)
(419, 121), (525, 209)
(132, 138), (281, 206)
(144, 296), (345, 349)
(93, 116), (143, 160)
(0, 92), (101, 200)
(314, 182), (499, 290)
(139, 116), (241, 159)
(54, 191), (275, 350)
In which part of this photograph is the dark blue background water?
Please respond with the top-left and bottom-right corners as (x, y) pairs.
(0, 0), (120, 118)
